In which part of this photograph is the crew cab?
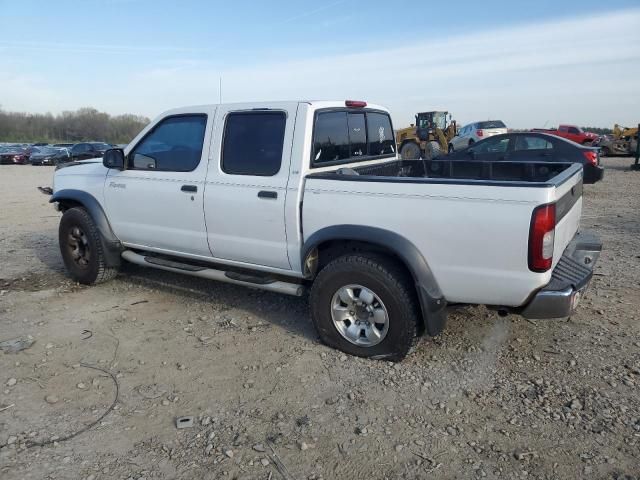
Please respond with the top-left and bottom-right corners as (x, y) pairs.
(47, 100), (602, 360)
(532, 125), (598, 145)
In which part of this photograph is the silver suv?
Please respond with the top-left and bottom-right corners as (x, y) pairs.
(449, 120), (507, 152)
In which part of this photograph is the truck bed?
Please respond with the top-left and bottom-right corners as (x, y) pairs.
(309, 159), (580, 187)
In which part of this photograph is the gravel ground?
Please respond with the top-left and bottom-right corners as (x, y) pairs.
(0, 159), (639, 480)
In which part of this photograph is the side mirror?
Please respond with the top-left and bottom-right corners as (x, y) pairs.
(103, 148), (125, 170)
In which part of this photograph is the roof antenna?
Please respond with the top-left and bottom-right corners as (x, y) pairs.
(219, 76), (223, 104)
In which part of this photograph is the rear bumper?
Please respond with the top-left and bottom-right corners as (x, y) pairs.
(584, 165), (604, 184)
(521, 231), (601, 319)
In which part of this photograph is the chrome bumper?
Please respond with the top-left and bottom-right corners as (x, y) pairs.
(521, 231), (601, 319)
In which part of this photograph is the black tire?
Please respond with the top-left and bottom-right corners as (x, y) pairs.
(59, 207), (118, 285)
(425, 141), (443, 160)
(400, 142), (421, 160)
(310, 254), (420, 361)
(600, 147), (610, 157)
(448, 144), (454, 154)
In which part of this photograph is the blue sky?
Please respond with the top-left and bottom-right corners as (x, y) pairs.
(1, 0), (639, 128)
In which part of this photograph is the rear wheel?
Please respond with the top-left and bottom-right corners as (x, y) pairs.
(59, 207), (118, 285)
(600, 146), (610, 157)
(400, 142), (421, 160)
(310, 254), (420, 361)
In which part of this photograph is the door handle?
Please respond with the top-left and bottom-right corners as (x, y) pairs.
(181, 185), (198, 193)
(258, 190), (277, 199)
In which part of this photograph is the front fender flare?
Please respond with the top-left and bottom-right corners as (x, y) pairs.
(303, 225), (447, 336)
(50, 189), (122, 267)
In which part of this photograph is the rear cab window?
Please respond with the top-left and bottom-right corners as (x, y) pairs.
(477, 120), (506, 129)
(312, 109), (395, 167)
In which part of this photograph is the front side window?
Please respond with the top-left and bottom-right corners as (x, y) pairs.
(568, 127), (580, 134)
(312, 110), (395, 166)
(514, 136), (553, 151)
(129, 115), (206, 172)
(222, 111), (286, 176)
(472, 136), (510, 154)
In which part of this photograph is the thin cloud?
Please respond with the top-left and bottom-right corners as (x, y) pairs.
(2, 8), (639, 128)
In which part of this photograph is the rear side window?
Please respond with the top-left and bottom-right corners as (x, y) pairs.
(130, 115), (207, 172)
(222, 111), (286, 176)
(472, 136), (510, 154)
(313, 110), (395, 166)
(514, 136), (553, 151)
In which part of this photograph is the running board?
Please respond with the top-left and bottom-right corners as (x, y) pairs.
(121, 250), (304, 297)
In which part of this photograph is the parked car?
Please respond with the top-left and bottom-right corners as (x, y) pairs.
(449, 120), (507, 152)
(53, 143), (74, 148)
(0, 146), (30, 164)
(531, 125), (599, 145)
(45, 100), (601, 360)
(29, 146), (71, 166)
(69, 142), (113, 161)
(445, 132), (604, 184)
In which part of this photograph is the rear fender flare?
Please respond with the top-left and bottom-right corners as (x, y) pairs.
(302, 225), (447, 336)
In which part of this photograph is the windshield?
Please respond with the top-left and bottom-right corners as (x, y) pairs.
(477, 120), (506, 129)
(417, 112), (447, 130)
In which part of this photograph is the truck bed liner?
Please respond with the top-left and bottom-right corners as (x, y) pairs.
(309, 159), (581, 188)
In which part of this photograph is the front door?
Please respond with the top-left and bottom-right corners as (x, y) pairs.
(103, 109), (214, 257)
(203, 104), (295, 270)
(470, 135), (511, 161)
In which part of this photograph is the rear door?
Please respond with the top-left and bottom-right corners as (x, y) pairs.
(203, 104), (296, 270)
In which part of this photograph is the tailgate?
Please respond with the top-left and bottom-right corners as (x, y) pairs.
(551, 171), (583, 267)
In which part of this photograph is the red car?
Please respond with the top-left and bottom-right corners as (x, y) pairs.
(531, 125), (599, 145)
(0, 146), (30, 164)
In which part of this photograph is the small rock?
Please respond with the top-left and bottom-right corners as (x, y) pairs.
(177, 363), (186, 371)
(355, 426), (368, 435)
(569, 399), (583, 410)
(201, 416), (211, 426)
(325, 396), (339, 405)
(395, 444), (403, 453)
(62, 456), (71, 464)
(261, 458), (270, 466)
(253, 444), (266, 452)
(339, 355), (347, 362)
(7, 436), (17, 445)
(414, 439), (425, 446)
(224, 449), (234, 458)
(6, 378), (17, 387)
(348, 392), (355, 401)
(161, 400), (170, 406)
(45, 394), (59, 404)
(77, 382), (87, 390)
(205, 444), (214, 455)
(299, 441), (309, 451)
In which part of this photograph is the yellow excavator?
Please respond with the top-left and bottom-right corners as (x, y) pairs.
(395, 111), (457, 160)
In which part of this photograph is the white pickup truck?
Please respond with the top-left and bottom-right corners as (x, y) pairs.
(47, 100), (601, 360)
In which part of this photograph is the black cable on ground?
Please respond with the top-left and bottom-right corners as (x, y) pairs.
(26, 363), (119, 448)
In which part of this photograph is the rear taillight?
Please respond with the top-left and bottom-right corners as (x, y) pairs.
(582, 150), (598, 166)
(529, 203), (556, 272)
(476, 130), (484, 137)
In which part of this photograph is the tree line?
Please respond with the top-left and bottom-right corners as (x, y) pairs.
(0, 107), (150, 144)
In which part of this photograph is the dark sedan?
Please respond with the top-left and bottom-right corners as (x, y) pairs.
(69, 142), (113, 161)
(0, 146), (30, 165)
(29, 146), (71, 166)
(444, 132), (604, 184)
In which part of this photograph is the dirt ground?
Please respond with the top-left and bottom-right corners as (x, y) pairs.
(0, 159), (639, 480)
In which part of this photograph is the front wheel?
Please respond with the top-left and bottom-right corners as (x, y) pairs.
(400, 142), (421, 160)
(310, 254), (420, 361)
(59, 207), (118, 285)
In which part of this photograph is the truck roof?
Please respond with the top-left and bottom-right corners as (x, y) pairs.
(157, 101), (389, 118)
